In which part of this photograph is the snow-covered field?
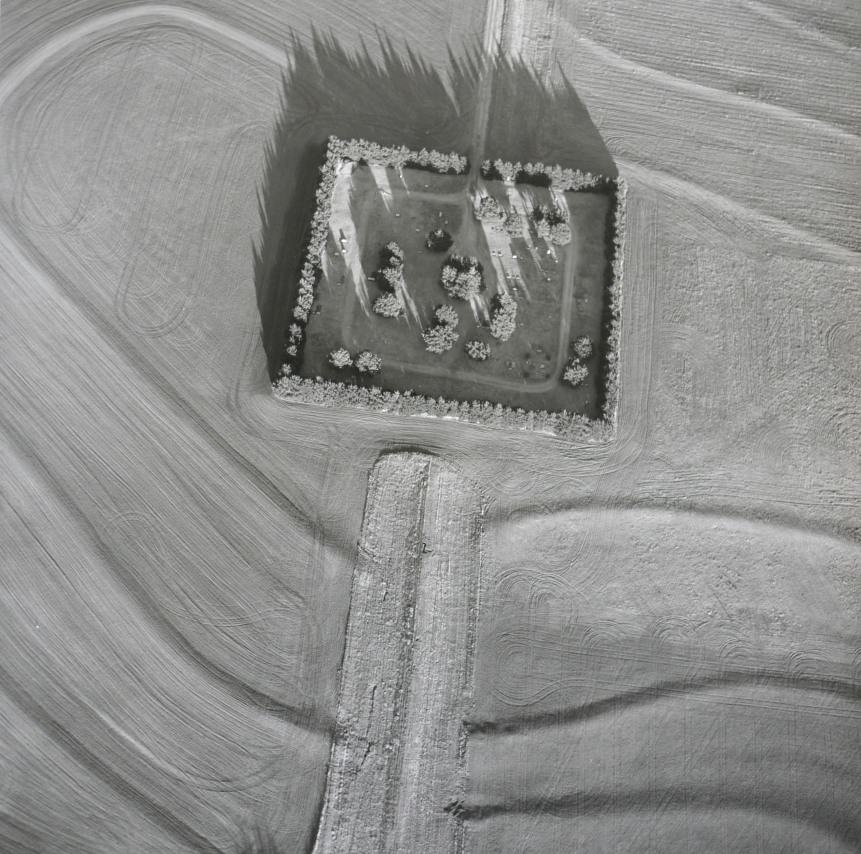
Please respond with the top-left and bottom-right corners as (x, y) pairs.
(2, 0), (859, 851)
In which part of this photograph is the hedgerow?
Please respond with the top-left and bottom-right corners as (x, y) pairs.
(274, 372), (611, 441)
(481, 158), (609, 191)
(599, 177), (627, 426)
(329, 137), (468, 175)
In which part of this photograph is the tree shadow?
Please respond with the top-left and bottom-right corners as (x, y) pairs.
(253, 30), (616, 380)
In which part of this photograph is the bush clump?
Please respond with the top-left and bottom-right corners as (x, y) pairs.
(426, 229), (453, 252)
(373, 292), (402, 317)
(356, 351), (382, 374)
(377, 242), (406, 291)
(493, 211), (524, 238)
(465, 340), (490, 361)
(532, 204), (571, 245)
(474, 195), (505, 222)
(441, 255), (483, 300)
(563, 359), (588, 387)
(433, 304), (459, 327)
(423, 323), (460, 354)
(329, 348), (352, 369)
(489, 293), (517, 341)
(573, 335), (594, 360)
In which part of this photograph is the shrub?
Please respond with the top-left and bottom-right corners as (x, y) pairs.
(548, 221), (572, 244)
(373, 292), (401, 317)
(329, 348), (352, 369)
(422, 323), (460, 354)
(441, 254), (483, 300)
(532, 204), (571, 245)
(489, 293), (517, 341)
(563, 359), (588, 387)
(356, 351), (382, 374)
(381, 242), (404, 265)
(465, 340), (490, 361)
(474, 195), (505, 222)
(434, 304), (459, 326)
(573, 335), (594, 360)
(426, 229), (453, 252)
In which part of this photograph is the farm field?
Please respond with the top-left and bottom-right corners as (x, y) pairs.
(1, 0), (859, 852)
(300, 160), (611, 416)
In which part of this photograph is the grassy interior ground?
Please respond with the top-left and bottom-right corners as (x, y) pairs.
(298, 162), (610, 417)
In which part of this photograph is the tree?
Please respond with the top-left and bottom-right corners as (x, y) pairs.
(433, 304), (459, 326)
(373, 292), (402, 317)
(441, 254), (483, 300)
(489, 293), (517, 341)
(376, 242), (406, 291)
(548, 221), (572, 245)
(563, 359), (588, 387)
(382, 242), (404, 264)
(379, 265), (405, 291)
(426, 229), (453, 252)
(465, 340), (490, 360)
(329, 348), (352, 369)
(356, 351), (382, 374)
(573, 335), (594, 360)
(422, 323), (460, 354)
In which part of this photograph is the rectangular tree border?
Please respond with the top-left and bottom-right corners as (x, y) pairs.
(273, 136), (626, 442)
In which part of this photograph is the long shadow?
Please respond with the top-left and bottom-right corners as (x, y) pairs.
(466, 668), (861, 736)
(463, 786), (861, 844)
(253, 31), (616, 380)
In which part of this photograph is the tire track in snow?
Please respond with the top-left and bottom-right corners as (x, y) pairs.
(569, 27), (860, 145)
(617, 158), (861, 264)
(0, 213), (345, 558)
(0, 4), (283, 103)
(0, 418), (332, 737)
(0, 668), (225, 854)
